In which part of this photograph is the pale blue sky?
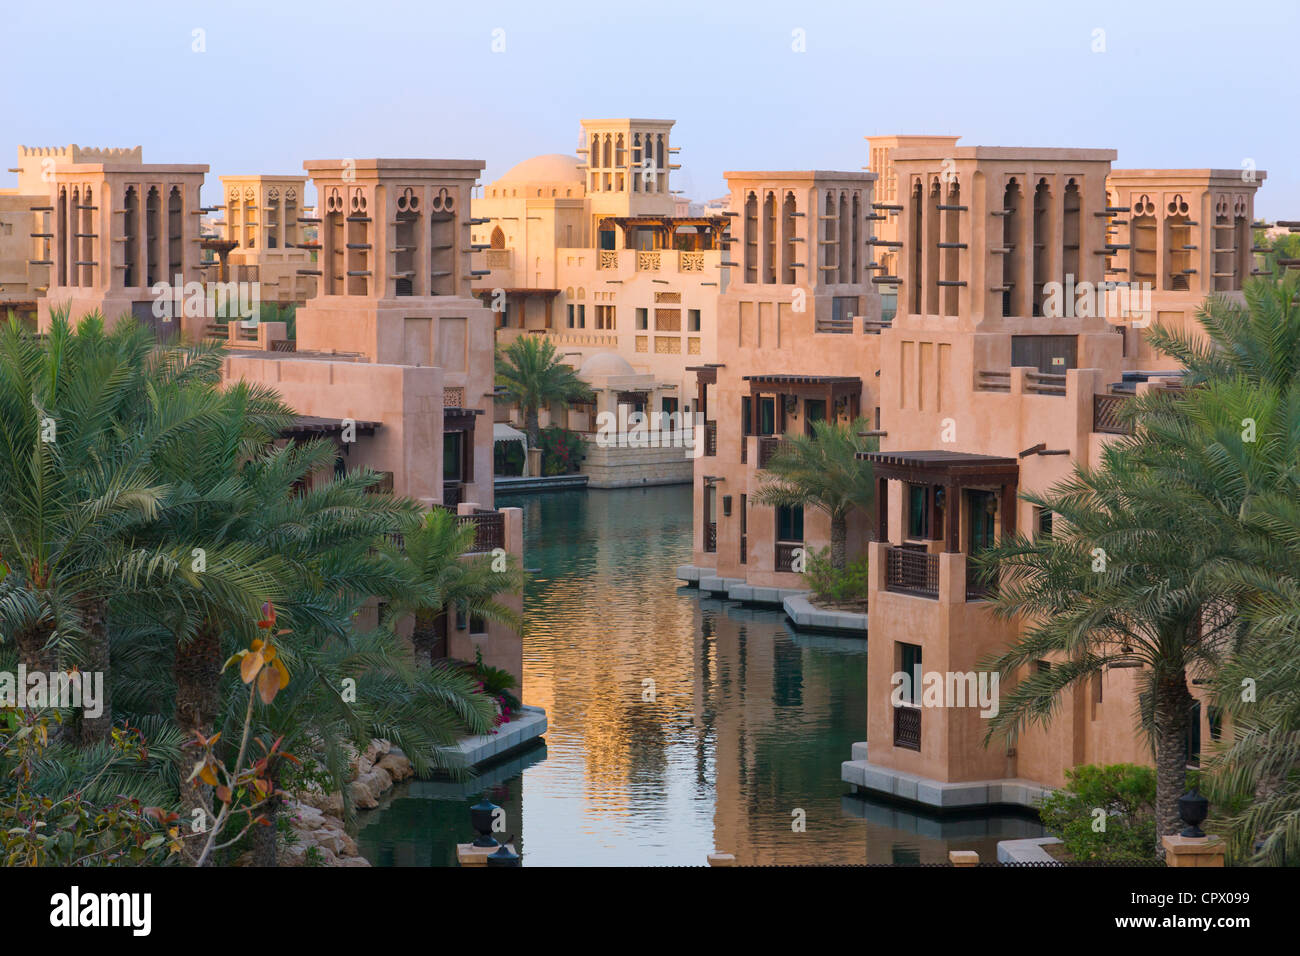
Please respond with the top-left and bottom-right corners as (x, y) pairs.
(2, 0), (1295, 216)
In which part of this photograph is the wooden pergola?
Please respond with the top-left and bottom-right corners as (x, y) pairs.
(601, 215), (730, 251)
(742, 374), (862, 433)
(473, 287), (561, 328)
(861, 450), (1019, 553)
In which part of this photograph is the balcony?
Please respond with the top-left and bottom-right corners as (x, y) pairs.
(893, 704), (921, 751)
(704, 521), (717, 553)
(704, 420), (717, 456)
(884, 546), (939, 599)
(598, 250), (619, 270)
(775, 541), (802, 573)
(756, 436), (783, 469)
(679, 251), (705, 272)
(486, 249), (511, 269)
(636, 251), (662, 272)
(1093, 393), (1133, 435)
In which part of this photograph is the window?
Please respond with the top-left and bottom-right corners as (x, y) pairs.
(741, 396), (752, 435)
(758, 396), (776, 435)
(688, 308), (701, 332)
(567, 304), (575, 328)
(1037, 507), (1053, 539)
(636, 307), (648, 330)
(1036, 660), (1052, 674)
(470, 614), (487, 635)
(776, 504), (803, 542)
(595, 305), (615, 329)
(907, 484), (929, 539)
(443, 432), (464, 482)
(804, 399), (826, 437)
(661, 396), (678, 428)
(898, 643), (922, 704)
(577, 304), (586, 328)
(832, 296), (858, 325)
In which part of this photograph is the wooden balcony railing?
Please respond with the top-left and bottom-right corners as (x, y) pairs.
(885, 546), (939, 599)
(461, 509), (505, 553)
(443, 481), (462, 508)
(893, 704), (921, 751)
(775, 541), (802, 573)
(1026, 371), (1067, 396)
(1093, 393), (1133, 435)
(756, 436), (783, 469)
(704, 420), (717, 456)
(976, 369), (1010, 392)
(704, 521), (717, 553)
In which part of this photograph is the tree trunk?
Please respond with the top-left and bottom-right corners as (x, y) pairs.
(1153, 668), (1194, 854)
(525, 407), (540, 449)
(14, 623), (57, 672)
(173, 617), (222, 866)
(74, 596), (112, 746)
(830, 514), (848, 570)
(411, 610), (441, 667)
(252, 791), (280, 867)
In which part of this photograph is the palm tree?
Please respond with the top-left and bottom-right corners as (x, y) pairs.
(751, 417), (876, 569)
(374, 507), (524, 667)
(495, 335), (592, 448)
(975, 438), (1237, 847)
(0, 312), (232, 744)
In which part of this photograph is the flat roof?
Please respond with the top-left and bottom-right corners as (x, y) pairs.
(891, 146), (1117, 162)
(725, 170), (875, 182)
(743, 374), (861, 385)
(862, 450), (1019, 484)
(282, 415), (379, 437)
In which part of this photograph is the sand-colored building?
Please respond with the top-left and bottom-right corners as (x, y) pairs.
(36, 153), (208, 335)
(471, 119), (728, 485)
(679, 137), (1266, 805)
(1, 146), (143, 325)
(216, 174), (317, 304)
(679, 168), (883, 595)
(220, 156), (523, 683)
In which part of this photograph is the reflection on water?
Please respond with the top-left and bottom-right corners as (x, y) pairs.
(357, 485), (1041, 866)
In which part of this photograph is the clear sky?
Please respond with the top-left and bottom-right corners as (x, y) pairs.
(2, 0), (1295, 216)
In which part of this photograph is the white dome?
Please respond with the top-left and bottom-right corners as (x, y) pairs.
(578, 351), (636, 380)
(497, 153), (583, 185)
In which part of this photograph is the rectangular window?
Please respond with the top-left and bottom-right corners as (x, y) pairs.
(661, 396), (678, 429)
(804, 399), (826, 436)
(688, 308), (701, 332)
(636, 307), (648, 330)
(907, 484), (929, 539)
(832, 296), (859, 326)
(595, 305), (615, 330)
(1186, 700), (1202, 767)
(470, 614), (487, 635)
(567, 304), (575, 328)
(776, 504), (803, 542)
(443, 432), (464, 481)
(577, 304), (586, 328)
(898, 642), (922, 704)
(758, 396), (776, 436)
(741, 396), (752, 435)
(1037, 507), (1053, 539)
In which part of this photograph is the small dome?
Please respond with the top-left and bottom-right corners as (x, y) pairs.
(496, 153), (583, 185)
(578, 351), (636, 380)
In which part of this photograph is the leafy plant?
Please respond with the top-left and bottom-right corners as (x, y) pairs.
(802, 547), (869, 609)
(1037, 763), (1157, 862)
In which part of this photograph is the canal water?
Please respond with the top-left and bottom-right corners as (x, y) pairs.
(357, 484), (1041, 866)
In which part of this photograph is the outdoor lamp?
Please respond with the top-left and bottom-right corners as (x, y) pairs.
(469, 799), (500, 848)
(1178, 789), (1209, 838)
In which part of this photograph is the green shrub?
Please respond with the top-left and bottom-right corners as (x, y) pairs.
(802, 547), (870, 608)
(1037, 763), (1157, 862)
(538, 425), (584, 476)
